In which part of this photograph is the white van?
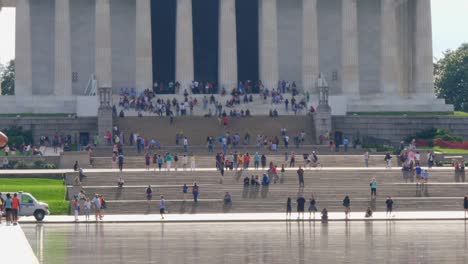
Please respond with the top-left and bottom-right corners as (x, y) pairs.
(0, 192), (50, 221)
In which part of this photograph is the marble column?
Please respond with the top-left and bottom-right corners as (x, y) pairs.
(259, 0), (278, 89)
(414, 0), (434, 97)
(380, 0), (399, 96)
(95, 0), (112, 89)
(176, 0), (194, 94)
(341, 0), (359, 97)
(302, 0), (319, 94)
(218, 0), (238, 91)
(15, 0), (33, 96)
(135, 0), (153, 93)
(54, 0), (72, 96)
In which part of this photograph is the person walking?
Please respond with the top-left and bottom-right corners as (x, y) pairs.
(370, 178), (377, 198)
(286, 197), (292, 219)
(173, 154), (179, 171)
(386, 196), (394, 217)
(192, 182), (199, 203)
(308, 195), (318, 219)
(290, 152), (296, 167)
(160, 195), (166, 219)
(297, 166), (305, 188)
(183, 137), (188, 152)
(343, 196), (351, 219)
(297, 193), (306, 220)
(464, 196), (468, 218)
(146, 186), (153, 207)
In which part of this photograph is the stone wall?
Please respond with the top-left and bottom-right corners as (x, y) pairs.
(333, 116), (468, 144)
(0, 117), (97, 145)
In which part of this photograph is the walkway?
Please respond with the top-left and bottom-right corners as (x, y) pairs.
(0, 224), (40, 264)
(17, 211), (468, 224)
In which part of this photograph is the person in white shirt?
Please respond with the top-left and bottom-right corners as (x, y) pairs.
(183, 137), (188, 152)
(364, 151), (369, 167)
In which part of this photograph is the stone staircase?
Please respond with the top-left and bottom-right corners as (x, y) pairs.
(114, 116), (316, 146)
(68, 168), (462, 215)
(91, 154), (389, 169)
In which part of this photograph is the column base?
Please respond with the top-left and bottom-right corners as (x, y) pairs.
(346, 95), (454, 113)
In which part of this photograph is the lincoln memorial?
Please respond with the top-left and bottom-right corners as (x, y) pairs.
(0, 0), (452, 115)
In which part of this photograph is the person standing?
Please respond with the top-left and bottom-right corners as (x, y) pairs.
(297, 166), (305, 188)
(343, 137), (349, 152)
(343, 196), (351, 219)
(308, 194), (318, 219)
(0, 192), (3, 224)
(182, 184), (188, 201)
(286, 197), (292, 219)
(190, 155), (196, 171)
(427, 151), (434, 168)
(464, 196), (468, 218)
(173, 154), (179, 171)
(261, 154), (267, 170)
(145, 152), (151, 171)
(290, 152), (296, 167)
(254, 152), (260, 169)
(118, 153), (124, 172)
(192, 183), (199, 203)
(182, 154), (188, 171)
(386, 196), (394, 217)
(183, 137), (188, 152)
(370, 178), (377, 198)
(160, 195), (166, 219)
(297, 194), (306, 220)
(165, 152), (172, 171)
(146, 186), (153, 207)
(4, 193), (12, 225)
(384, 153), (392, 169)
(157, 155), (163, 171)
(91, 194), (101, 221)
(11, 193), (20, 225)
(72, 198), (80, 221)
(364, 151), (369, 167)
(84, 198), (91, 221)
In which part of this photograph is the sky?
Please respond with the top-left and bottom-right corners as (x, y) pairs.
(0, 0), (468, 64)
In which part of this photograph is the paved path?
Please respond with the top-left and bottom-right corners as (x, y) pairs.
(17, 211), (468, 224)
(0, 224), (39, 264)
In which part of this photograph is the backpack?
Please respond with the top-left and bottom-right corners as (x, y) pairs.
(101, 199), (107, 209)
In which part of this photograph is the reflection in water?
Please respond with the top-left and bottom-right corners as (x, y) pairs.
(22, 221), (468, 264)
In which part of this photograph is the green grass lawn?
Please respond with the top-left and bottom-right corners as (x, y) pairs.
(417, 146), (468, 154)
(0, 178), (68, 214)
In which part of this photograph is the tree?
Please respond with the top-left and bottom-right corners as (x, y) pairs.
(0, 59), (15, 95)
(434, 43), (468, 111)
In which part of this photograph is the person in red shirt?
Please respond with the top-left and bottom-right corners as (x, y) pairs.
(243, 153), (250, 169)
(12, 193), (20, 225)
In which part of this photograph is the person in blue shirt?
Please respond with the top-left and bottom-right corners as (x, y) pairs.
(370, 178), (377, 198)
(160, 195), (166, 219)
(343, 137), (349, 152)
(415, 165), (422, 184)
(262, 174), (270, 186)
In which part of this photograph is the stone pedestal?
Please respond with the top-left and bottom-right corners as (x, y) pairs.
(97, 87), (113, 146)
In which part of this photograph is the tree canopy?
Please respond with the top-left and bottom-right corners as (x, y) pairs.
(0, 59), (15, 95)
(434, 43), (468, 111)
